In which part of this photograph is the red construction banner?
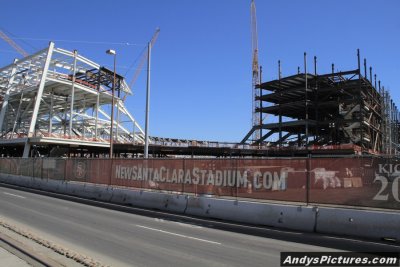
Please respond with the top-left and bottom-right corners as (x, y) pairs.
(109, 158), (308, 202)
(1, 157), (399, 210)
(42, 158), (66, 180)
(233, 158), (307, 202)
(308, 157), (400, 209)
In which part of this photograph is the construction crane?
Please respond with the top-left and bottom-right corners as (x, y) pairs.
(251, 0), (260, 142)
(124, 28), (160, 101)
(0, 30), (29, 57)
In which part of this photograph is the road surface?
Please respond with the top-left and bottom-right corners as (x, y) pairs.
(0, 184), (398, 267)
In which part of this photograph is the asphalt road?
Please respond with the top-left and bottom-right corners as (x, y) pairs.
(0, 185), (398, 267)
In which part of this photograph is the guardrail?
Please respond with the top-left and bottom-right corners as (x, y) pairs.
(0, 157), (399, 210)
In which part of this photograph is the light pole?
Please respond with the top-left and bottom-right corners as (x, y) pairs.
(106, 49), (116, 158)
(144, 41), (151, 158)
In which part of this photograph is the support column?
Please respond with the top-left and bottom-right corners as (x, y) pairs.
(69, 50), (78, 137)
(95, 72), (101, 140)
(357, 49), (364, 150)
(144, 41), (151, 158)
(49, 90), (54, 135)
(23, 42), (54, 158)
(82, 98), (86, 140)
(132, 121), (136, 144)
(314, 56), (319, 142)
(278, 60), (282, 147)
(0, 59), (18, 133)
(11, 92), (24, 138)
(259, 66), (262, 143)
(304, 52), (308, 147)
(27, 42), (55, 136)
(116, 99), (120, 142)
(95, 93), (99, 140)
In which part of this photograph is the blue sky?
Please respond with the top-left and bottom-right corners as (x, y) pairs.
(1, 0), (399, 142)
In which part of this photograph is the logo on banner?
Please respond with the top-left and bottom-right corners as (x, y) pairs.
(74, 161), (87, 180)
(114, 164), (290, 191)
(374, 164), (400, 202)
(313, 168), (341, 190)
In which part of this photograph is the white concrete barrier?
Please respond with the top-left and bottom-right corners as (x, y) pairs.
(185, 196), (316, 232)
(109, 187), (140, 205)
(0, 174), (188, 213)
(81, 183), (113, 202)
(126, 191), (188, 213)
(65, 182), (85, 197)
(316, 207), (400, 241)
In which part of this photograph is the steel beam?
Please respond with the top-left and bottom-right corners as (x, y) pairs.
(69, 50), (78, 137)
(0, 59), (18, 133)
(27, 42), (55, 137)
(23, 42), (55, 157)
(49, 90), (53, 135)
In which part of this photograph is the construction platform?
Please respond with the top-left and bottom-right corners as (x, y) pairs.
(0, 137), (364, 158)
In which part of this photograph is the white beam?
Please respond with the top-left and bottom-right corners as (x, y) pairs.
(22, 141), (31, 158)
(69, 50), (77, 137)
(119, 102), (144, 134)
(98, 108), (131, 136)
(0, 47), (47, 73)
(27, 42), (55, 136)
(49, 90), (53, 134)
(0, 59), (18, 132)
(95, 90), (100, 139)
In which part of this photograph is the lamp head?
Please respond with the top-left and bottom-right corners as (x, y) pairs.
(106, 49), (116, 55)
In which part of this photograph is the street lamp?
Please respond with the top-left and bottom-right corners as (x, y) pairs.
(144, 42), (151, 158)
(106, 49), (116, 158)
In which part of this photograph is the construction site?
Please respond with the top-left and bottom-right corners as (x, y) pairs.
(0, 1), (399, 159)
(242, 51), (400, 157)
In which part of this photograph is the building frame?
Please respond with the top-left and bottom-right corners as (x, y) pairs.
(242, 50), (399, 156)
(0, 42), (145, 157)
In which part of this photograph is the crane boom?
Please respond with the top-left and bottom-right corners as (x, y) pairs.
(128, 28), (160, 91)
(0, 30), (29, 57)
(251, 0), (260, 141)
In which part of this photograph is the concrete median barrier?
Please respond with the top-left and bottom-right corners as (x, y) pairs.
(0, 174), (32, 187)
(80, 183), (113, 202)
(127, 191), (188, 213)
(109, 187), (140, 204)
(185, 196), (316, 232)
(64, 182), (85, 196)
(316, 207), (400, 241)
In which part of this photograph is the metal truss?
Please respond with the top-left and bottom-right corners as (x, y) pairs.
(0, 42), (145, 157)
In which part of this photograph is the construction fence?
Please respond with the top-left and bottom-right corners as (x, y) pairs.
(0, 157), (399, 210)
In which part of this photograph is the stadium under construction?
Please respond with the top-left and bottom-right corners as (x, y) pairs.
(0, 41), (398, 158)
(0, 42), (145, 157)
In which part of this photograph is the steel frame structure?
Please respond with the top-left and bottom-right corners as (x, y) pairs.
(242, 51), (400, 156)
(0, 42), (145, 157)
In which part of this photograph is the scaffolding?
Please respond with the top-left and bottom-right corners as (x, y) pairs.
(242, 50), (400, 156)
(0, 42), (145, 157)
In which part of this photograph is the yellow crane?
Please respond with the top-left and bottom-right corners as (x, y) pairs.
(0, 30), (29, 57)
(251, 0), (260, 141)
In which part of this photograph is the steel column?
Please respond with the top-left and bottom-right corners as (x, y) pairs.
(27, 42), (55, 136)
(69, 50), (78, 137)
(0, 59), (18, 133)
(144, 41), (151, 158)
(49, 90), (53, 135)
(304, 52), (308, 147)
